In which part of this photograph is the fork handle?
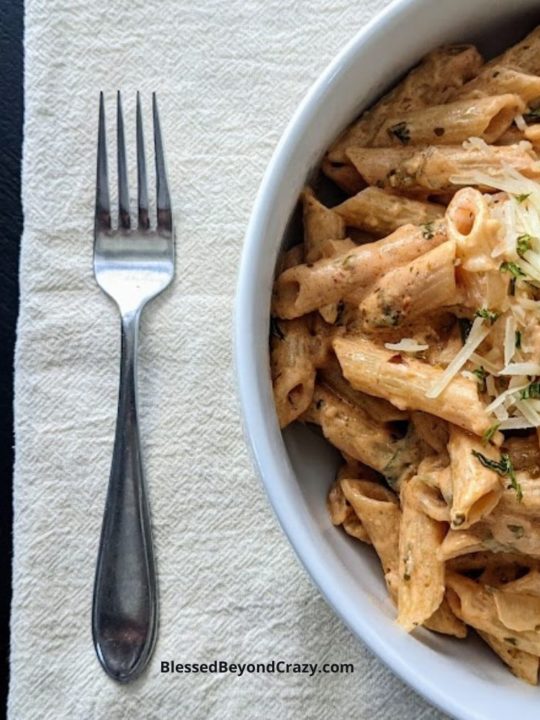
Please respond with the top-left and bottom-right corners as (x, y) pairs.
(92, 310), (158, 682)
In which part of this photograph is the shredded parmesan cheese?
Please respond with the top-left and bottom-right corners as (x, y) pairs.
(499, 416), (535, 430)
(384, 339), (428, 353)
(426, 318), (491, 399)
(515, 113), (527, 132)
(515, 398), (540, 426)
(470, 352), (500, 375)
(499, 362), (540, 376)
(504, 316), (516, 368)
(494, 404), (510, 422)
(484, 383), (529, 413)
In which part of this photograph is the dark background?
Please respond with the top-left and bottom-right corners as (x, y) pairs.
(0, 0), (23, 711)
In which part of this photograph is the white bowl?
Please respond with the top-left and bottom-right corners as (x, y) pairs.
(235, 1), (540, 717)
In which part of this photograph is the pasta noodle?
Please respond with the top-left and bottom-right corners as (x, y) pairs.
(327, 45), (483, 162)
(371, 95), (524, 148)
(456, 66), (540, 104)
(346, 143), (540, 195)
(302, 187), (346, 263)
(333, 186), (445, 237)
(397, 477), (446, 631)
(332, 335), (493, 436)
(272, 222), (447, 319)
(358, 239), (457, 329)
(269, 26), (540, 683)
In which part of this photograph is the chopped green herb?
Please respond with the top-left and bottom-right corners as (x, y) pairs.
(483, 422), (500, 443)
(458, 318), (473, 343)
(500, 261), (525, 279)
(501, 263), (525, 297)
(504, 637), (518, 646)
(270, 317), (285, 341)
(517, 233), (535, 257)
(515, 193), (531, 204)
(515, 330), (522, 350)
(471, 451), (523, 502)
(519, 381), (540, 399)
(523, 108), (540, 123)
(388, 121), (411, 145)
(380, 303), (402, 327)
(507, 475), (523, 502)
(422, 221), (434, 240)
(473, 366), (487, 393)
(507, 524), (525, 539)
(342, 254), (355, 269)
(475, 308), (500, 324)
(452, 512), (466, 528)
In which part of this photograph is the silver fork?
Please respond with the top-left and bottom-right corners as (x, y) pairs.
(92, 91), (174, 682)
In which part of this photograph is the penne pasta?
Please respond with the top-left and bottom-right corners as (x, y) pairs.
(447, 551), (539, 574)
(318, 356), (408, 422)
(456, 65), (540, 104)
(302, 187), (346, 263)
(346, 143), (540, 196)
(271, 317), (316, 428)
(446, 572), (540, 657)
(333, 335), (493, 436)
(447, 187), (508, 309)
(321, 157), (365, 195)
(302, 384), (422, 484)
(276, 243), (304, 274)
(358, 240), (457, 329)
(447, 424), (503, 529)
(493, 587), (540, 633)
(407, 473), (450, 523)
(327, 478), (351, 526)
(501, 568), (540, 596)
(327, 475), (371, 543)
(495, 125), (527, 146)
(272, 222), (447, 319)
(271, 28), (540, 682)
(411, 411), (449, 455)
(340, 478), (400, 584)
(327, 45), (483, 163)
(397, 477), (446, 631)
(478, 631), (539, 685)
(486, 26), (540, 75)
(446, 187), (500, 270)
(503, 434), (540, 477)
(425, 599), (468, 639)
(440, 476), (540, 561)
(333, 186), (445, 237)
(371, 95), (524, 148)
(525, 124), (540, 147)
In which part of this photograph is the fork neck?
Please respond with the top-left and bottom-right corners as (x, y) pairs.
(119, 309), (141, 390)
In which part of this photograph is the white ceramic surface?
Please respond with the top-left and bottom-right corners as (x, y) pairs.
(235, 1), (540, 718)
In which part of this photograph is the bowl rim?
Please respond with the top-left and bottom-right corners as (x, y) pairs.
(234, 1), (510, 717)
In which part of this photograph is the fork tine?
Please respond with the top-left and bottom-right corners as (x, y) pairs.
(152, 93), (172, 232)
(116, 91), (131, 230)
(95, 92), (111, 232)
(136, 92), (149, 230)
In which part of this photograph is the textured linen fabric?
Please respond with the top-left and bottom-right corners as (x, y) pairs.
(10, 1), (448, 718)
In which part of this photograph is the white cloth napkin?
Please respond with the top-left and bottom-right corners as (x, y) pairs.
(10, 1), (448, 718)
